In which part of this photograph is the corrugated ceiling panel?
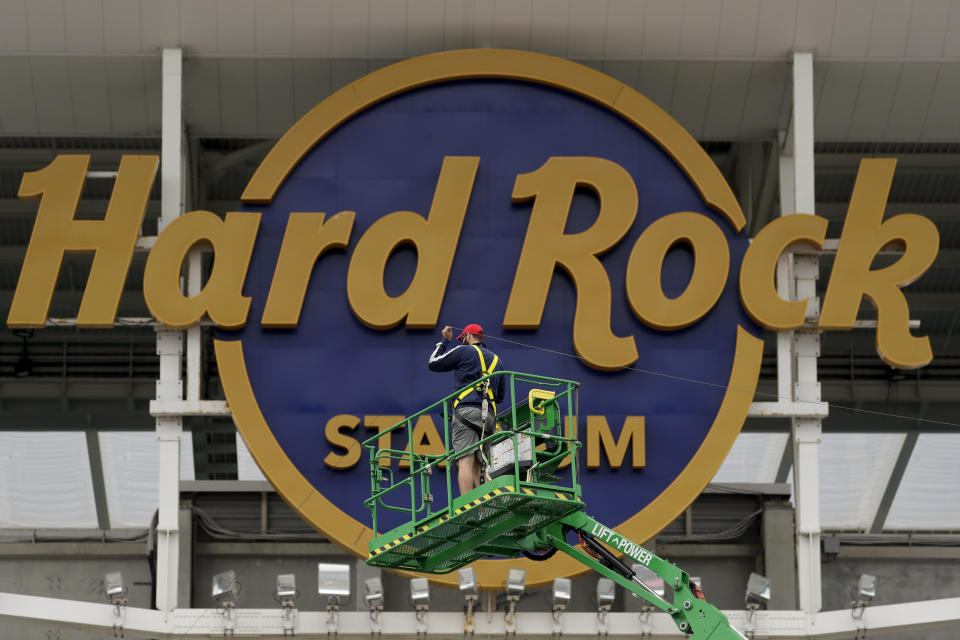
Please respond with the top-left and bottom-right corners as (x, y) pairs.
(712, 433), (788, 484)
(99, 431), (195, 528)
(0, 432), (98, 528)
(905, 0), (951, 58)
(217, 0), (256, 55)
(236, 433), (268, 482)
(604, 0), (644, 58)
(256, 59), (296, 137)
(0, 58), (38, 134)
(68, 57), (112, 135)
(0, 0), (29, 52)
(529, 0), (568, 57)
(816, 62), (865, 140)
(820, 433), (904, 531)
(670, 61), (714, 139)
(884, 434), (960, 531)
(847, 63), (900, 141)
(405, 0), (445, 57)
(885, 62), (940, 141)
(703, 62), (752, 140)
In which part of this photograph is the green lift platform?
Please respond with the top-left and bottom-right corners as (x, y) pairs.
(362, 371), (748, 640)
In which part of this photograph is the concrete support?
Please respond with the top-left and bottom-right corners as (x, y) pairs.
(762, 501), (798, 610)
(785, 51), (824, 616)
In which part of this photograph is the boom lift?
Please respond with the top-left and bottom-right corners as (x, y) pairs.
(363, 371), (748, 640)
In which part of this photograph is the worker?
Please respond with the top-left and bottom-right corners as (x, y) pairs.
(427, 323), (505, 494)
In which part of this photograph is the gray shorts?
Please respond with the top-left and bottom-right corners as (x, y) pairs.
(452, 406), (495, 462)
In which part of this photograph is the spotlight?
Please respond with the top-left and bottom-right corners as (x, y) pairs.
(104, 572), (126, 605)
(365, 576), (384, 609)
(851, 574), (877, 620)
(212, 570), (239, 608)
(596, 577), (616, 608)
(458, 567), (478, 597)
(745, 573), (771, 610)
(506, 568), (526, 596)
(459, 567), (479, 634)
(595, 577), (616, 635)
(275, 573), (298, 609)
(552, 577), (572, 610)
(504, 568), (525, 634)
(317, 563), (350, 606)
(410, 577), (431, 609)
(857, 574), (877, 602)
(410, 576), (430, 633)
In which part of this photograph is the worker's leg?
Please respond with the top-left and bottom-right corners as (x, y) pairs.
(457, 454), (476, 495)
(472, 454), (482, 487)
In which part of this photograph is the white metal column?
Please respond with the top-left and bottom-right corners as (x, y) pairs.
(784, 51), (823, 615)
(154, 47), (185, 614)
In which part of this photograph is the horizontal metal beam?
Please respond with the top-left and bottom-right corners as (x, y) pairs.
(815, 202), (959, 221)
(655, 543), (760, 557)
(180, 480), (274, 493)
(0, 410), (155, 429)
(814, 152), (960, 170)
(0, 542), (146, 557)
(0, 379), (155, 400)
(837, 545), (960, 560)
(194, 542), (339, 556)
(0, 198), (161, 218)
(1, 593), (958, 639)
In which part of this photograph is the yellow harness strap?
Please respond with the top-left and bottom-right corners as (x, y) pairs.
(453, 345), (498, 414)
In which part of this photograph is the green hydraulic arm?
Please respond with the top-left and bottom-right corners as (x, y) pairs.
(362, 371), (748, 640)
(539, 512), (747, 640)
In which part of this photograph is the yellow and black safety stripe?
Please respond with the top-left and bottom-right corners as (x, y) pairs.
(369, 485), (517, 557)
(452, 345), (498, 415)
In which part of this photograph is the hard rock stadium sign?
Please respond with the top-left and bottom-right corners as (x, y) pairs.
(6, 50), (938, 587)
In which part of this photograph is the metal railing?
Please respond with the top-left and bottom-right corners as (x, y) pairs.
(361, 371), (580, 538)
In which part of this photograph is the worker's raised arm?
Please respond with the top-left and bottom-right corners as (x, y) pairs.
(427, 327), (464, 371)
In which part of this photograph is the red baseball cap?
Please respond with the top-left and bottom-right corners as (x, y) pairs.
(456, 323), (484, 340)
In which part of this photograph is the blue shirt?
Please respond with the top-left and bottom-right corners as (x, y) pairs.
(427, 339), (506, 408)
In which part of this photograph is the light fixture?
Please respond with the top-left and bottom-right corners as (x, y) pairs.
(459, 567), (479, 634)
(410, 577), (431, 608)
(212, 570), (239, 608)
(504, 568), (525, 635)
(365, 576), (384, 609)
(275, 573), (298, 609)
(595, 577), (616, 636)
(550, 577), (571, 636)
(745, 572), (771, 609)
(506, 568), (526, 596)
(596, 577), (616, 608)
(104, 572), (126, 605)
(317, 563), (350, 606)
(458, 567), (478, 597)
(364, 576), (384, 638)
(410, 576), (430, 633)
(851, 574), (877, 620)
(857, 574), (877, 602)
(552, 577), (572, 610)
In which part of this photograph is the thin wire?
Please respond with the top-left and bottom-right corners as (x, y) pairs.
(464, 328), (960, 430)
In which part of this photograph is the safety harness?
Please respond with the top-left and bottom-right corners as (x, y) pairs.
(452, 345), (498, 423)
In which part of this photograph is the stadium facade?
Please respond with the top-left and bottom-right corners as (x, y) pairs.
(0, 1), (959, 638)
